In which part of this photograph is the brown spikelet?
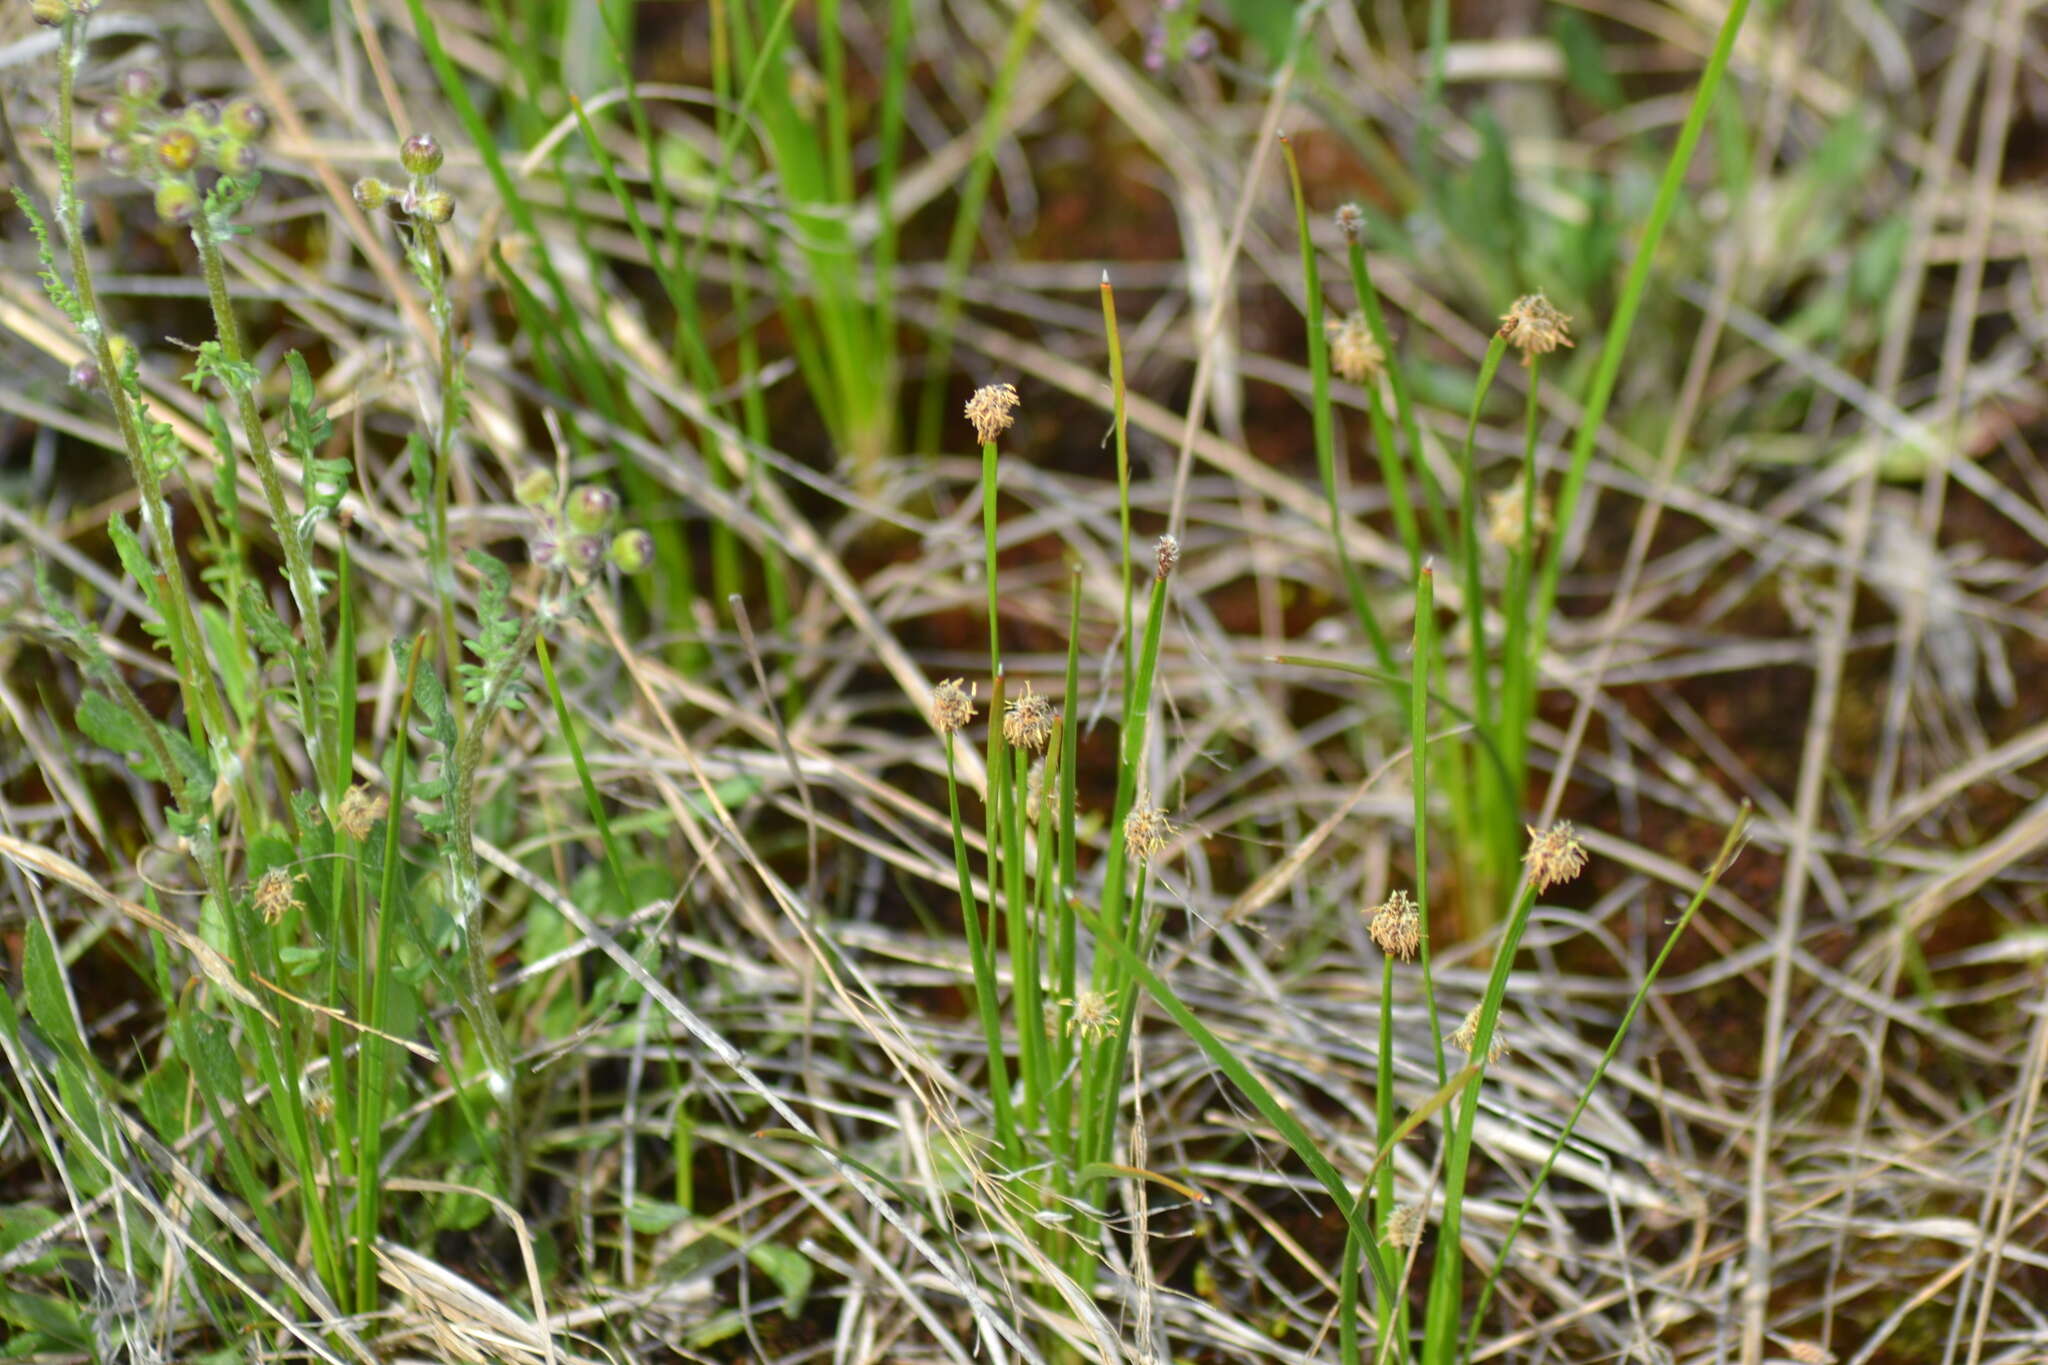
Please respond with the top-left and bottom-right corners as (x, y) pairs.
(930, 678), (975, 735)
(964, 382), (1020, 444)
(337, 784), (389, 841)
(1523, 822), (1588, 894)
(1123, 799), (1176, 861)
(1499, 293), (1574, 364)
(1326, 313), (1385, 384)
(1384, 1202), (1426, 1249)
(1368, 890), (1421, 962)
(1155, 534), (1180, 580)
(1001, 682), (1057, 752)
(1450, 1005), (1509, 1064)
(251, 867), (305, 925)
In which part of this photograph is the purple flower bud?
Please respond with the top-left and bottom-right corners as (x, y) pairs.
(69, 360), (100, 389)
(222, 98), (269, 142)
(609, 530), (654, 574)
(216, 140), (260, 176)
(514, 469), (557, 508)
(400, 133), (444, 176)
(104, 139), (137, 174)
(568, 535), (606, 573)
(186, 98), (223, 128)
(121, 68), (165, 102)
(531, 535), (561, 568)
(566, 484), (618, 533)
(154, 179), (200, 224)
(353, 177), (390, 212)
(94, 103), (133, 138)
(1186, 27), (1215, 61)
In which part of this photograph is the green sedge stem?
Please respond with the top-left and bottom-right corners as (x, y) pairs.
(1459, 806), (1751, 1363)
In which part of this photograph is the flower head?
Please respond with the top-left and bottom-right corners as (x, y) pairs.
(400, 132), (444, 176)
(964, 382), (1020, 445)
(1155, 534), (1180, 581)
(1327, 313), (1385, 385)
(1450, 1005), (1510, 1064)
(1523, 821), (1587, 894)
(1123, 799), (1176, 862)
(251, 866), (304, 925)
(1499, 293), (1574, 364)
(336, 784), (389, 841)
(930, 678), (976, 735)
(1484, 485), (1552, 552)
(1368, 889), (1421, 962)
(1334, 202), (1366, 241)
(1001, 683), (1057, 752)
(1065, 991), (1118, 1041)
(1384, 1202), (1426, 1249)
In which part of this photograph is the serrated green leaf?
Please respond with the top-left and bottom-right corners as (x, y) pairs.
(75, 691), (156, 776)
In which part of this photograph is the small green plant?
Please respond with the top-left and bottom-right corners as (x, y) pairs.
(3, 3), (654, 1327)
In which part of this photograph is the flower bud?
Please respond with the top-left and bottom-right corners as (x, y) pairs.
(69, 360), (100, 389)
(107, 334), (133, 370)
(30, 0), (68, 27)
(155, 128), (200, 173)
(530, 535), (561, 569)
(186, 98), (222, 128)
(221, 98), (269, 142)
(104, 139), (137, 174)
(94, 103), (133, 138)
(609, 530), (653, 574)
(566, 484), (618, 533)
(121, 67), (165, 102)
(400, 133), (444, 176)
(409, 190), (455, 224)
(514, 469), (557, 508)
(352, 177), (389, 211)
(568, 534), (606, 573)
(154, 179), (200, 224)
(215, 140), (259, 176)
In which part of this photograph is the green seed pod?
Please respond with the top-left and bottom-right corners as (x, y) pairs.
(566, 485), (618, 533)
(352, 177), (390, 211)
(400, 133), (444, 176)
(609, 530), (654, 575)
(221, 98), (269, 142)
(514, 469), (557, 508)
(107, 334), (134, 370)
(215, 139), (259, 176)
(30, 0), (68, 27)
(155, 128), (200, 173)
(154, 179), (200, 224)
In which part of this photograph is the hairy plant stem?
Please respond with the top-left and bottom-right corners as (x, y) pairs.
(50, 16), (230, 759)
(189, 213), (331, 701)
(410, 216), (469, 731)
(445, 599), (546, 1197)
